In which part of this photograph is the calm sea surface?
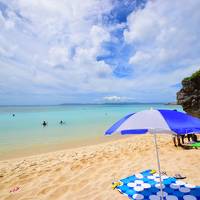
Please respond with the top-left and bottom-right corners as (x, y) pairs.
(0, 104), (182, 159)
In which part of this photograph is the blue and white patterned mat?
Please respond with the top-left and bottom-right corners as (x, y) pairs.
(115, 170), (200, 200)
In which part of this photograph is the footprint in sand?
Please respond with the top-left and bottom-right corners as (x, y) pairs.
(48, 185), (70, 199)
(37, 185), (55, 195)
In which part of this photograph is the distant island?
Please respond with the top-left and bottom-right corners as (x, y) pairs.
(60, 102), (170, 105)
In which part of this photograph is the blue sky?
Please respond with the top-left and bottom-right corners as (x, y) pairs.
(0, 0), (200, 105)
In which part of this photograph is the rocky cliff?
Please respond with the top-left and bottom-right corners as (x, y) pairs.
(177, 70), (200, 118)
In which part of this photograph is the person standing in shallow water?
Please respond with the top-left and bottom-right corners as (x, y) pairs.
(59, 120), (65, 125)
(42, 121), (48, 127)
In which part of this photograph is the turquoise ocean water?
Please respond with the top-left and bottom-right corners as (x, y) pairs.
(0, 104), (182, 159)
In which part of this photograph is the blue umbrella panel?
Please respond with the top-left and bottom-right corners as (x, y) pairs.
(114, 170), (200, 200)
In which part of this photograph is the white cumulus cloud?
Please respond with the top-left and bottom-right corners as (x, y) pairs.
(103, 96), (134, 102)
(0, 0), (200, 104)
(125, 0), (200, 73)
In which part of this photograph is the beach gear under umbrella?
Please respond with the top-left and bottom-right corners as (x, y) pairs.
(105, 109), (200, 200)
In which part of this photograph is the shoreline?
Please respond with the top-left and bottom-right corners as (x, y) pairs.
(0, 134), (128, 161)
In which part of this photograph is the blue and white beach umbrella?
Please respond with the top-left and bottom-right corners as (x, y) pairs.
(105, 109), (200, 200)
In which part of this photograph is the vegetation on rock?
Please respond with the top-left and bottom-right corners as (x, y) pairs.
(183, 70), (200, 81)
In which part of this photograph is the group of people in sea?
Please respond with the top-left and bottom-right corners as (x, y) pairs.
(12, 114), (65, 128)
(172, 133), (198, 147)
(42, 120), (65, 127)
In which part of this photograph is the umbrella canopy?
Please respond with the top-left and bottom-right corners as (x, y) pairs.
(105, 109), (200, 135)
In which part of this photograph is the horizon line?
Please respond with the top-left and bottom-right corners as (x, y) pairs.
(0, 102), (178, 106)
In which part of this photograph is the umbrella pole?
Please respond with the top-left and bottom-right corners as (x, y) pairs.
(153, 133), (164, 200)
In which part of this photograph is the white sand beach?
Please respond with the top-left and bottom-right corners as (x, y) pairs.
(0, 135), (199, 200)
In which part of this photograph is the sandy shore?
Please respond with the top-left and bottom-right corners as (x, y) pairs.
(0, 134), (200, 200)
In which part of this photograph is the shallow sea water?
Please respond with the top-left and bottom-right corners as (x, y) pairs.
(0, 104), (182, 159)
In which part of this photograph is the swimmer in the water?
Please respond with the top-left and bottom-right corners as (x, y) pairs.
(42, 121), (48, 127)
(59, 120), (65, 125)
